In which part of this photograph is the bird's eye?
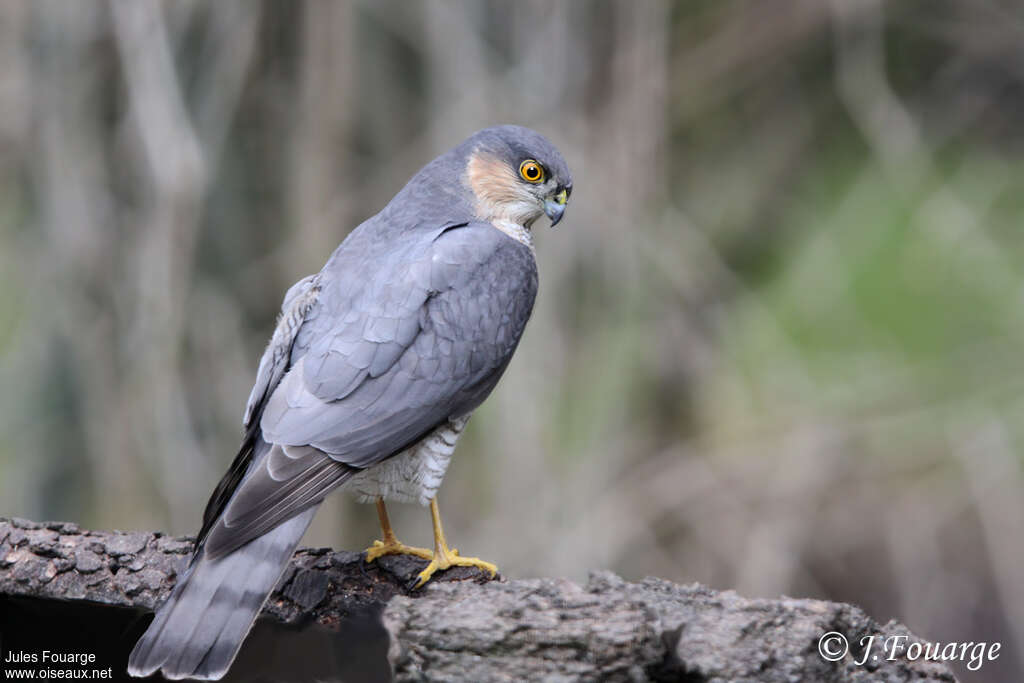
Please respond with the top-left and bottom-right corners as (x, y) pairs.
(519, 160), (545, 183)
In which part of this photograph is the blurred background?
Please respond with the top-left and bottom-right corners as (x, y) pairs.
(1, 0), (1023, 680)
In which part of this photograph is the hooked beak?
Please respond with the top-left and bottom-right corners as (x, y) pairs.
(544, 187), (570, 227)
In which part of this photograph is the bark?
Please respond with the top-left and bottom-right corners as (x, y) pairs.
(0, 518), (957, 682)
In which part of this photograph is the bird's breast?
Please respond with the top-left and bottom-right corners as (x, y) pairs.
(342, 415), (469, 506)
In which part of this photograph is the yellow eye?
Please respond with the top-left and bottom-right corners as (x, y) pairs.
(519, 159), (545, 183)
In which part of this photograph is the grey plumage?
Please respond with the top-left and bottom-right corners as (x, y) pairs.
(128, 488), (317, 680)
(128, 125), (571, 680)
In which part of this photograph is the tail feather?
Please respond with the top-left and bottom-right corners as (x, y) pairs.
(128, 505), (319, 680)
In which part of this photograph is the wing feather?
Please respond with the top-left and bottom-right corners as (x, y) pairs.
(242, 274), (321, 429)
(202, 222), (537, 556)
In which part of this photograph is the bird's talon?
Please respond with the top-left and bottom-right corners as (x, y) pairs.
(410, 543), (498, 589)
(413, 568), (433, 589)
(364, 538), (433, 564)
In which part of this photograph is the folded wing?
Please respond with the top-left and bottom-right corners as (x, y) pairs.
(202, 223), (538, 558)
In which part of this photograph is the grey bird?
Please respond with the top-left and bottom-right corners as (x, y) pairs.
(127, 125), (572, 680)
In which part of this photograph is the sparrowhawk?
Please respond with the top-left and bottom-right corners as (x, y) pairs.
(127, 125), (572, 680)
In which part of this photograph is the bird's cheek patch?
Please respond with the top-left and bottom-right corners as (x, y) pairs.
(466, 152), (533, 219)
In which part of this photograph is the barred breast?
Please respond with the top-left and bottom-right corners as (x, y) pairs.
(342, 415), (469, 506)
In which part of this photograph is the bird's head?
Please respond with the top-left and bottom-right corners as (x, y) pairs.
(463, 125), (572, 229)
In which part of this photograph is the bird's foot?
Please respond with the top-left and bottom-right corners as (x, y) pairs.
(413, 544), (497, 588)
(365, 538), (433, 563)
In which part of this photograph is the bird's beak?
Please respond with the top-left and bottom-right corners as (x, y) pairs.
(544, 188), (569, 227)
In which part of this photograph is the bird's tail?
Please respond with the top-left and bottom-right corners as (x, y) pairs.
(127, 505), (319, 680)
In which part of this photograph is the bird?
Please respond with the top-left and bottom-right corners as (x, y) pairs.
(127, 125), (572, 680)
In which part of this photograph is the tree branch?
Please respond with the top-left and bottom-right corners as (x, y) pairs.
(0, 518), (957, 682)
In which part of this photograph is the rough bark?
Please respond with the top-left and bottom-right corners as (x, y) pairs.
(0, 518), (957, 682)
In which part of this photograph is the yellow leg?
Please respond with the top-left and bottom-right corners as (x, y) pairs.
(414, 497), (498, 588)
(365, 498), (433, 563)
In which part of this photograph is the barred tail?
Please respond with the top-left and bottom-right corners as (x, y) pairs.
(127, 505), (318, 680)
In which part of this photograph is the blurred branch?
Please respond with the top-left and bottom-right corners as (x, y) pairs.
(110, 0), (206, 194)
(288, 1), (356, 269)
(111, 0), (211, 528)
(194, 0), (262, 174)
(952, 421), (1024, 670)
(829, 0), (928, 186)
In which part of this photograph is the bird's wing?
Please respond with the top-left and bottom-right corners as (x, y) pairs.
(202, 222), (538, 558)
(196, 273), (322, 550)
(262, 222), (538, 462)
(243, 273), (322, 429)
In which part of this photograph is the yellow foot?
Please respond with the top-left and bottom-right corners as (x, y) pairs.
(414, 545), (498, 588)
(365, 538), (434, 563)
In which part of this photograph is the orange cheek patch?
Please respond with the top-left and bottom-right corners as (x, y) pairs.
(466, 151), (530, 219)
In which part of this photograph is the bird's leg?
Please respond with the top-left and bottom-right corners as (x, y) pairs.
(365, 498), (433, 563)
(413, 497), (498, 588)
